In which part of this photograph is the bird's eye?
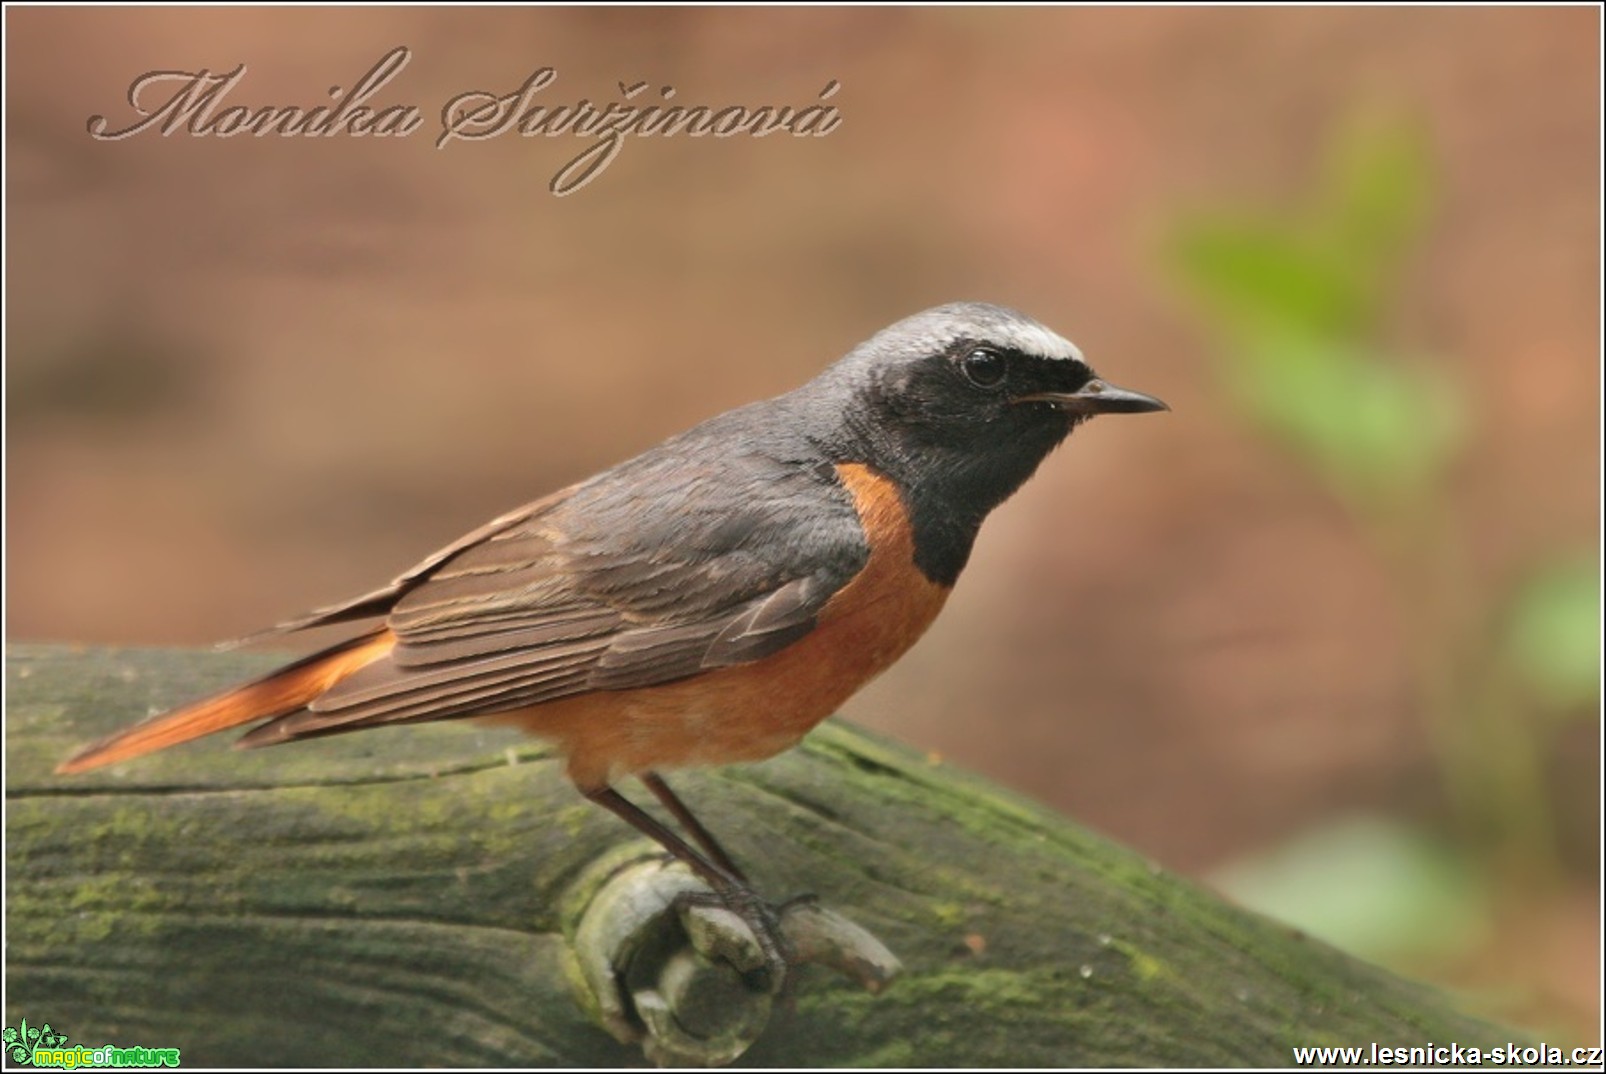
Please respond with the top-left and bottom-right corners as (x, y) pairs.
(960, 348), (1007, 389)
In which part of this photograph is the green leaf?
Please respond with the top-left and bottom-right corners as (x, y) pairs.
(1504, 556), (1601, 711)
(1167, 114), (1433, 354)
(1321, 116), (1433, 279)
(1227, 335), (1464, 507)
(1170, 217), (1375, 342)
(1212, 816), (1490, 963)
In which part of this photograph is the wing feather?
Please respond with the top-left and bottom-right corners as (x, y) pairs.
(248, 445), (871, 743)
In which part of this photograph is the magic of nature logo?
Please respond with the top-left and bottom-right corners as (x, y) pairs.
(3, 1019), (180, 1069)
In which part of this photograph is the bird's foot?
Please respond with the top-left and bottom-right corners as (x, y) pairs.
(672, 884), (795, 997)
(569, 854), (901, 1066)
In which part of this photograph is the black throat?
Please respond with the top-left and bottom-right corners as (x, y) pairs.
(825, 402), (1077, 587)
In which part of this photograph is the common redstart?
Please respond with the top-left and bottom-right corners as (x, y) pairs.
(58, 302), (1166, 985)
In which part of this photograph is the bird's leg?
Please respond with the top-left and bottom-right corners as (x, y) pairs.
(639, 771), (748, 883)
(583, 785), (791, 990)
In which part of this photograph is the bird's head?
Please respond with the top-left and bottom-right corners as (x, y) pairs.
(808, 303), (1167, 528)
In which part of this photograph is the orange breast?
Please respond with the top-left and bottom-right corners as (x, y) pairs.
(488, 462), (951, 789)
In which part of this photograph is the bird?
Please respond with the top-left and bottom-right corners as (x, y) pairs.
(57, 301), (1167, 986)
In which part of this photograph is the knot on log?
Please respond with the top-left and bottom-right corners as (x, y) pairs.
(565, 849), (901, 1066)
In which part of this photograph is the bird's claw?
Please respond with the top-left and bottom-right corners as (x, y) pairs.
(568, 852), (901, 1066)
(672, 887), (792, 995)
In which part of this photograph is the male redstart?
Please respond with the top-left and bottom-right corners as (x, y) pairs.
(59, 302), (1166, 984)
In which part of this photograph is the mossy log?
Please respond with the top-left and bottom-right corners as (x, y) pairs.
(6, 644), (1508, 1066)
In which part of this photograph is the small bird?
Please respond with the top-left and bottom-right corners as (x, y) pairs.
(58, 302), (1166, 984)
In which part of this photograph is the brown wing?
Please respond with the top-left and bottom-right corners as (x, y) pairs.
(237, 448), (869, 746)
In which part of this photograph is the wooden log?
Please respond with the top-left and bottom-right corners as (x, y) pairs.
(6, 644), (1509, 1066)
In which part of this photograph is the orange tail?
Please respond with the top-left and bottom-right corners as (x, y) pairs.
(56, 630), (396, 774)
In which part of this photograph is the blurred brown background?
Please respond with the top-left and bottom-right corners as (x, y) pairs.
(6, 6), (1598, 1043)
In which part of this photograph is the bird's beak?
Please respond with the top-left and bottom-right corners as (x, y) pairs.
(1013, 379), (1170, 416)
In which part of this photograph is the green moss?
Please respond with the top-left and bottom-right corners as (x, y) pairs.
(837, 1037), (919, 1066)
(6, 645), (1515, 1066)
(1126, 946), (1172, 983)
(888, 967), (1066, 1012)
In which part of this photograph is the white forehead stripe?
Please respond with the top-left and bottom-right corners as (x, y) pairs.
(990, 320), (1084, 364)
(856, 303), (1089, 370)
